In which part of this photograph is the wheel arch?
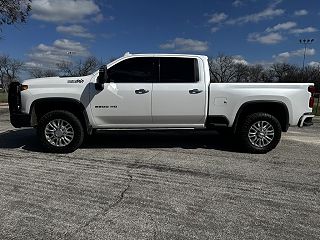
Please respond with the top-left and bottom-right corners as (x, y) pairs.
(30, 97), (92, 134)
(233, 100), (290, 133)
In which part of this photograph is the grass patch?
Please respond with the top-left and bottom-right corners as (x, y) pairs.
(0, 91), (8, 103)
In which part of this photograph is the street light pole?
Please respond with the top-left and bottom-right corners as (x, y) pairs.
(299, 39), (314, 70)
(67, 51), (75, 61)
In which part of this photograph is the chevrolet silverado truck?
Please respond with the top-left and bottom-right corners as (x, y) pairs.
(8, 53), (315, 153)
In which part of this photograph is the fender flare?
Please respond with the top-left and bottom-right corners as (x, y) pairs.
(232, 100), (290, 132)
(30, 97), (92, 134)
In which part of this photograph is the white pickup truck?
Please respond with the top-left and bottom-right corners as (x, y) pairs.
(8, 53), (315, 153)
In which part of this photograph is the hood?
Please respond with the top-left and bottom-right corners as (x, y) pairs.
(21, 74), (96, 88)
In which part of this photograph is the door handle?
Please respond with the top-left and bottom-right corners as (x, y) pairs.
(189, 89), (203, 94)
(135, 89), (149, 94)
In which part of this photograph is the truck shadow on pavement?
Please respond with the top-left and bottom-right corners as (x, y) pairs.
(0, 129), (42, 152)
(0, 128), (242, 153)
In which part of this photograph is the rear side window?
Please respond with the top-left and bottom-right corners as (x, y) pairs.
(159, 57), (199, 83)
(107, 57), (155, 83)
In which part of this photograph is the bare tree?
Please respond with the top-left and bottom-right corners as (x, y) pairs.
(0, 54), (23, 91)
(56, 61), (74, 77)
(233, 63), (249, 82)
(260, 69), (274, 83)
(270, 63), (302, 83)
(109, 57), (118, 63)
(28, 68), (58, 78)
(57, 56), (100, 77)
(247, 65), (265, 83)
(208, 54), (238, 83)
(304, 66), (320, 91)
(77, 56), (100, 76)
(0, 0), (31, 32)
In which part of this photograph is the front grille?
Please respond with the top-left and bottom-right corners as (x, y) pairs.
(8, 82), (22, 113)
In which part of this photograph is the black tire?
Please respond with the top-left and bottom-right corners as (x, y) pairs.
(37, 110), (84, 153)
(238, 112), (282, 154)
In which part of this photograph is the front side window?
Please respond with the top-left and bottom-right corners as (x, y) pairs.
(107, 57), (155, 83)
(159, 57), (198, 83)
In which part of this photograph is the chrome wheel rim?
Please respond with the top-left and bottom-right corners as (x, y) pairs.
(248, 121), (274, 148)
(45, 119), (74, 147)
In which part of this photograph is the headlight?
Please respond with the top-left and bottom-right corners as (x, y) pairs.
(21, 85), (28, 91)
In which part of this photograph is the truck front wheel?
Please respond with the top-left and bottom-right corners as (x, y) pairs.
(238, 112), (282, 153)
(37, 110), (84, 153)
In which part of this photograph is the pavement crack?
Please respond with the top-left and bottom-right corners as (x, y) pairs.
(148, 213), (159, 240)
(68, 170), (133, 237)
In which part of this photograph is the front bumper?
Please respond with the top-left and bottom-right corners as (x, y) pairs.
(298, 113), (314, 127)
(8, 82), (31, 128)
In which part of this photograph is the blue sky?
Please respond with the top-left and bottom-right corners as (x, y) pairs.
(1, 0), (320, 70)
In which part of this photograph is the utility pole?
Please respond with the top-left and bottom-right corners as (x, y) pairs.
(299, 39), (314, 70)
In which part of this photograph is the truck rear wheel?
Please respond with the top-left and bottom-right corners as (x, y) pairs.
(37, 110), (84, 153)
(238, 112), (281, 153)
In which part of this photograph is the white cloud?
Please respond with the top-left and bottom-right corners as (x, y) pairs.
(24, 62), (43, 68)
(54, 39), (89, 54)
(273, 48), (316, 62)
(105, 16), (115, 21)
(248, 32), (284, 44)
(296, 48), (316, 56)
(31, 0), (101, 23)
(160, 38), (209, 52)
(26, 39), (90, 69)
(93, 14), (104, 23)
(290, 27), (318, 34)
(56, 25), (95, 39)
(232, 0), (243, 7)
(252, 60), (274, 68)
(211, 27), (220, 33)
(276, 52), (290, 59)
(206, 12), (227, 33)
(294, 9), (308, 16)
(269, 0), (283, 8)
(226, 7), (284, 25)
(208, 13), (228, 24)
(266, 21), (297, 32)
(309, 61), (320, 68)
(232, 55), (248, 65)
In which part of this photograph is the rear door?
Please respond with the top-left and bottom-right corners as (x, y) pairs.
(152, 57), (206, 125)
(90, 57), (155, 126)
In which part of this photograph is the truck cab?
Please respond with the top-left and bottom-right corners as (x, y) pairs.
(92, 54), (208, 128)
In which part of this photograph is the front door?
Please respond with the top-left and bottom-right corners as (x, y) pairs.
(90, 57), (156, 127)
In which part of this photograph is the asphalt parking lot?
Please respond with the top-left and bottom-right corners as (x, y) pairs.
(0, 108), (319, 240)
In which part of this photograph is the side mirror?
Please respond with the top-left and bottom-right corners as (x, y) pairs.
(95, 65), (107, 91)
